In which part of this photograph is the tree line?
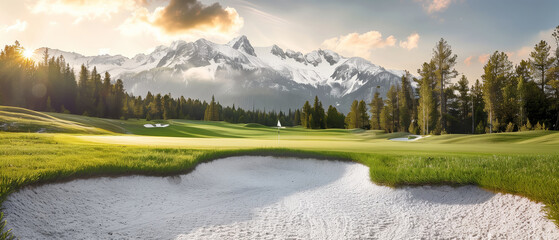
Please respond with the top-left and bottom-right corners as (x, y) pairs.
(0, 44), (300, 127)
(300, 26), (559, 133)
(1, 25), (558, 133)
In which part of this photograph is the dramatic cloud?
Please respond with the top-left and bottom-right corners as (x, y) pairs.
(31, 0), (145, 23)
(478, 53), (490, 64)
(2, 19), (27, 32)
(399, 33), (420, 50)
(150, 0), (242, 34)
(119, 0), (243, 42)
(321, 31), (396, 58)
(415, 0), (452, 14)
(464, 56), (473, 66)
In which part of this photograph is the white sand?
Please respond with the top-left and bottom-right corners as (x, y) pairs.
(4, 156), (558, 239)
(390, 135), (428, 141)
(144, 123), (170, 128)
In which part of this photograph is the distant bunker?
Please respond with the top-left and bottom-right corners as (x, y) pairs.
(4, 156), (559, 239)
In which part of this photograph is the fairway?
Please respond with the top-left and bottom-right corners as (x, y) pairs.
(1, 108), (559, 238)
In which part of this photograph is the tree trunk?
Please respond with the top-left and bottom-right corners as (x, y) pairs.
(542, 69), (545, 92)
(440, 72), (445, 132)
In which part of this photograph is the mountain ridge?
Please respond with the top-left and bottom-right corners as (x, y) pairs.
(31, 35), (408, 113)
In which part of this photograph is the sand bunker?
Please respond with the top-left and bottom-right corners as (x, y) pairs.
(4, 156), (559, 239)
(143, 123), (169, 128)
(390, 134), (428, 141)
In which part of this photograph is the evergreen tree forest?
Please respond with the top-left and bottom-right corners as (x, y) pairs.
(0, 43), (300, 127)
(302, 26), (559, 133)
(1, 25), (559, 133)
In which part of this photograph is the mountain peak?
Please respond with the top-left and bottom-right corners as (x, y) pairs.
(227, 35), (256, 57)
(270, 45), (286, 59)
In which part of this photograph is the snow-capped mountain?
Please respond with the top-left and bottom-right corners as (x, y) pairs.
(32, 36), (407, 113)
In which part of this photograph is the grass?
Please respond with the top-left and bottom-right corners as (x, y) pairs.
(1, 106), (559, 238)
(0, 106), (109, 134)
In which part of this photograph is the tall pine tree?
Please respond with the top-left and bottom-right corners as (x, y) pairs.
(431, 38), (458, 133)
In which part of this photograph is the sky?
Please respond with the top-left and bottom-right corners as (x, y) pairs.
(1, 0), (558, 84)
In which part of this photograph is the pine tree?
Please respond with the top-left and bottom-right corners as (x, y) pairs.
(358, 100), (369, 129)
(417, 61), (437, 135)
(326, 105), (344, 128)
(114, 79), (125, 119)
(204, 95), (219, 121)
(102, 72), (111, 116)
(90, 67), (102, 116)
(345, 100), (359, 129)
(431, 38), (458, 132)
(62, 63), (77, 113)
(530, 40), (555, 92)
(472, 79), (486, 133)
(311, 96), (326, 129)
(456, 75), (470, 133)
(294, 109), (301, 126)
(380, 105), (392, 133)
(398, 73), (413, 131)
(386, 85), (398, 132)
(369, 91), (383, 130)
(301, 101), (312, 128)
(77, 64), (89, 114)
(517, 76), (526, 127)
(162, 94), (171, 120)
(549, 25), (559, 129)
(482, 51), (513, 133)
(505, 122), (515, 132)
(516, 60), (531, 127)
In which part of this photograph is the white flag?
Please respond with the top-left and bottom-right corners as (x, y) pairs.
(277, 120), (281, 127)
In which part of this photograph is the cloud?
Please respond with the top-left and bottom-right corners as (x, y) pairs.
(2, 19), (27, 32)
(464, 56), (473, 66)
(415, 0), (453, 14)
(399, 33), (420, 50)
(505, 28), (556, 64)
(321, 31), (396, 58)
(150, 0), (242, 35)
(478, 54), (490, 64)
(119, 0), (243, 42)
(515, 46), (532, 60)
(30, 0), (145, 23)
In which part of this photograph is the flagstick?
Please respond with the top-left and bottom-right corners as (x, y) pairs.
(277, 120), (281, 145)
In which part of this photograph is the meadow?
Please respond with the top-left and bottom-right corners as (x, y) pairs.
(1, 106), (559, 238)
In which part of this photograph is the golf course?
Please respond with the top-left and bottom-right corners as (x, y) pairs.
(1, 105), (559, 238)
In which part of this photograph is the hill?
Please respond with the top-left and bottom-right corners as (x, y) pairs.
(0, 106), (110, 134)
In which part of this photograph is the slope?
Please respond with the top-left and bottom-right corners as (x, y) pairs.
(0, 106), (110, 134)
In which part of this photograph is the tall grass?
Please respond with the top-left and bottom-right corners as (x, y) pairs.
(0, 212), (15, 240)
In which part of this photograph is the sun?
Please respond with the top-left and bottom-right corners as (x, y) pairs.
(22, 49), (34, 59)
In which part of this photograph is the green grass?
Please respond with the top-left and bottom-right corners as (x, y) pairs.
(1, 106), (559, 238)
(0, 106), (110, 134)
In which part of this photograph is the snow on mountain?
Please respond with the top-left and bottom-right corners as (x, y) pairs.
(30, 35), (408, 112)
(227, 35), (256, 57)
